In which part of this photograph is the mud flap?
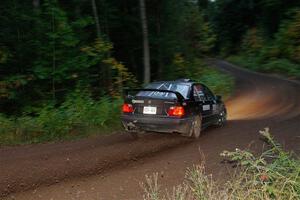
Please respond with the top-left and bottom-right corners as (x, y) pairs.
(181, 116), (201, 138)
(181, 119), (194, 137)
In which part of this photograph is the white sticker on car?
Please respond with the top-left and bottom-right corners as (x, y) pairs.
(132, 99), (144, 104)
(212, 104), (217, 111)
(212, 104), (218, 114)
(203, 105), (210, 111)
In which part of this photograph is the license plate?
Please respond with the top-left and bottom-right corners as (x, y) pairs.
(143, 106), (157, 115)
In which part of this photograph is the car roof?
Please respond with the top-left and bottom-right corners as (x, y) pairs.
(149, 79), (199, 86)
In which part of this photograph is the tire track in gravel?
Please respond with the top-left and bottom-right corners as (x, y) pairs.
(2, 60), (300, 200)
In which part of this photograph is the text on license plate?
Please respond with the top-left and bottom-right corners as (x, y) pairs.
(143, 106), (157, 114)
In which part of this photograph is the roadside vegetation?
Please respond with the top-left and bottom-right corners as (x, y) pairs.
(6, 0), (300, 145)
(211, 2), (300, 79)
(0, 0), (233, 145)
(5, 0), (300, 145)
(0, 93), (123, 145)
(142, 128), (300, 200)
(227, 12), (300, 79)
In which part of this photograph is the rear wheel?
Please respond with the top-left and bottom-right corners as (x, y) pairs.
(216, 108), (227, 126)
(129, 132), (139, 139)
(188, 115), (202, 138)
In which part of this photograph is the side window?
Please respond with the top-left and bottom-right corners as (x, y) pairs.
(193, 86), (200, 101)
(203, 85), (215, 101)
(193, 84), (206, 101)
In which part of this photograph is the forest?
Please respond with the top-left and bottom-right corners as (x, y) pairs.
(0, 0), (300, 144)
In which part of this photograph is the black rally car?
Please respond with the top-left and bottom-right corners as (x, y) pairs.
(121, 79), (227, 138)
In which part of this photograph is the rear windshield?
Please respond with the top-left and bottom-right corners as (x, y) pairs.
(137, 82), (190, 99)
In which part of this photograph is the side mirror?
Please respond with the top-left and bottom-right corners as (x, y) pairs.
(215, 95), (222, 101)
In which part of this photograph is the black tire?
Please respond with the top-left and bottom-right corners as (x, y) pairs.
(129, 132), (139, 139)
(216, 108), (227, 126)
(188, 115), (202, 138)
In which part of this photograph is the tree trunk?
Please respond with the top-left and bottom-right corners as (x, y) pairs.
(156, 1), (163, 79)
(91, 0), (111, 94)
(33, 0), (40, 8)
(139, 0), (151, 84)
(91, 0), (101, 38)
(52, 7), (56, 101)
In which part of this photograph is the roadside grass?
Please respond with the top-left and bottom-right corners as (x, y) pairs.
(227, 55), (300, 80)
(142, 128), (300, 200)
(198, 66), (233, 100)
(0, 92), (123, 145)
(168, 56), (234, 100)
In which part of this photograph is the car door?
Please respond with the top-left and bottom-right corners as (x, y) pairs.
(202, 85), (218, 124)
(193, 84), (211, 125)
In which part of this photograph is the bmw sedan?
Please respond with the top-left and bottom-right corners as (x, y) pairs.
(121, 79), (227, 138)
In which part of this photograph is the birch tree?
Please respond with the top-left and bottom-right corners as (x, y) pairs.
(91, 0), (101, 37)
(139, 0), (151, 84)
(33, 0), (40, 8)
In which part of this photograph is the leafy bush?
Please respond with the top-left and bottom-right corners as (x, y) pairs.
(228, 9), (300, 80)
(0, 114), (17, 144)
(241, 28), (264, 56)
(275, 9), (300, 63)
(261, 59), (300, 77)
(142, 128), (300, 200)
(0, 92), (122, 145)
(227, 55), (262, 71)
(169, 56), (234, 99)
(198, 67), (234, 99)
(227, 55), (300, 79)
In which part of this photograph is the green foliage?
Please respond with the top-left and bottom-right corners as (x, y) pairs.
(0, 0), (137, 114)
(0, 91), (122, 145)
(2, 0), (300, 116)
(198, 67), (234, 99)
(261, 59), (300, 77)
(275, 9), (300, 63)
(33, 0), (82, 81)
(81, 38), (112, 62)
(242, 28), (264, 56)
(169, 55), (233, 99)
(221, 128), (300, 199)
(207, 0), (300, 55)
(227, 55), (264, 71)
(228, 55), (300, 78)
(0, 45), (10, 64)
(151, 0), (216, 80)
(209, 0), (258, 55)
(0, 0), (229, 145)
(0, 114), (16, 144)
(214, 2), (300, 79)
(103, 57), (138, 96)
(227, 9), (300, 79)
(81, 38), (138, 96)
(142, 129), (300, 200)
(181, 6), (216, 56)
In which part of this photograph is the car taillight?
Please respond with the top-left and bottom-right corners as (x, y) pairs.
(122, 103), (133, 113)
(168, 106), (185, 117)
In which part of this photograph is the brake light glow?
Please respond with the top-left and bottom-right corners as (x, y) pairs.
(168, 106), (185, 117)
(122, 103), (133, 113)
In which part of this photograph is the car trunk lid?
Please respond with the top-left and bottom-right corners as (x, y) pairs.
(125, 89), (184, 117)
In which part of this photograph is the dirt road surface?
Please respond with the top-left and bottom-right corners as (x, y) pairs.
(1, 60), (300, 200)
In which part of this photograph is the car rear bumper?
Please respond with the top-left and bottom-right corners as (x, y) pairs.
(121, 114), (193, 134)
